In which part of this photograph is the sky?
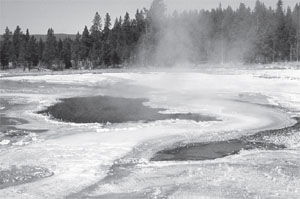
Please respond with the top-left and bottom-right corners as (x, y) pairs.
(0, 0), (299, 34)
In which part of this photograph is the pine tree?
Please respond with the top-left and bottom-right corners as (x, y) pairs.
(28, 36), (39, 68)
(286, 7), (296, 61)
(23, 29), (31, 70)
(0, 27), (13, 69)
(275, 0), (289, 60)
(12, 26), (23, 66)
(57, 39), (64, 70)
(37, 38), (45, 64)
(102, 13), (112, 65)
(43, 28), (57, 68)
(121, 12), (133, 61)
(109, 18), (122, 64)
(90, 12), (102, 33)
(80, 26), (91, 62)
(90, 12), (103, 67)
(71, 32), (81, 68)
(62, 38), (72, 69)
(111, 18), (122, 49)
(134, 9), (146, 41)
(293, 3), (300, 61)
(103, 13), (111, 39)
(24, 29), (30, 43)
(123, 12), (131, 45)
(111, 50), (121, 67)
(251, 0), (273, 63)
(57, 39), (63, 60)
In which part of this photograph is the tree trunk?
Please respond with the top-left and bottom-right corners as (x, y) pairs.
(290, 44), (293, 62)
(297, 40), (299, 62)
(297, 7), (299, 62)
(272, 41), (276, 62)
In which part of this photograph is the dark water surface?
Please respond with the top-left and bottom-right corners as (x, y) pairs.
(38, 95), (218, 123)
(151, 118), (300, 161)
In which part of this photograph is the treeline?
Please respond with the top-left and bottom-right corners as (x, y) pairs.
(141, 0), (300, 65)
(0, 0), (299, 70)
(0, 10), (147, 70)
(180, 0), (300, 64)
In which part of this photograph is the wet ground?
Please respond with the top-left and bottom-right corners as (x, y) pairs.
(0, 114), (47, 147)
(0, 166), (53, 190)
(0, 69), (300, 198)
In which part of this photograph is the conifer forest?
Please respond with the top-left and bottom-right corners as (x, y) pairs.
(1, 0), (300, 69)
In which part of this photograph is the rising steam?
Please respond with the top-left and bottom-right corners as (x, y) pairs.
(136, 0), (265, 67)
